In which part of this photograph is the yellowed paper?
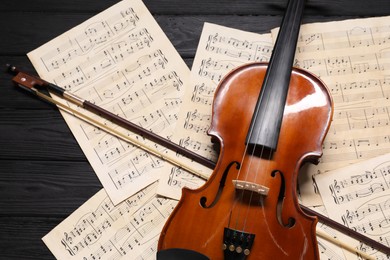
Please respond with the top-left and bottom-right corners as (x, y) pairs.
(286, 16), (390, 206)
(27, 0), (191, 205)
(315, 153), (390, 259)
(156, 22), (273, 199)
(42, 182), (177, 259)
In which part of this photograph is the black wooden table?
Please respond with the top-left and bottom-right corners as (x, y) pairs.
(0, 0), (389, 259)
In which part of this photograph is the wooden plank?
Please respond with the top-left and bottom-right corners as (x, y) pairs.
(0, 160), (100, 216)
(0, 109), (85, 160)
(0, 13), (94, 55)
(0, 13), (359, 56)
(2, 14), (282, 55)
(0, 0), (389, 16)
(1, 0), (389, 258)
(0, 217), (62, 259)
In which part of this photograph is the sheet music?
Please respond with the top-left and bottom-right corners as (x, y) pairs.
(156, 23), (273, 199)
(27, 0), (191, 205)
(311, 206), (349, 260)
(34, 10), (390, 259)
(43, 182), (178, 259)
(315, 153), (390, 259)
(285, 16), (390, 206)
(42, 188), (345, 260)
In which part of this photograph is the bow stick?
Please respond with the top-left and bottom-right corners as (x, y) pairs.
(6, 64), (215, 170)
(6, 64), (210, 180)
(6, 64), (389, 258)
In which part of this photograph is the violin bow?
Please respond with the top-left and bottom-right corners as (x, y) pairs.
(6, 64), (390, 258)
(6, 64), (211, 180)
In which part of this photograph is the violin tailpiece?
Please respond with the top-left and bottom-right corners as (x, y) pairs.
(223, 227), (255, 260)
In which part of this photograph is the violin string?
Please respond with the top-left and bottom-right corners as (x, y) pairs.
(243, 146), (272, 232)
(229, 118), (255, 230)
(232, 143), (262, 231)
(243, 74), (277, 232)
(227, 84), (260, 230)
(239, 0), (305, 233)
(238, 83), (271, 231)
(249, 2), (308, 231)
(231, 67), (276, 233)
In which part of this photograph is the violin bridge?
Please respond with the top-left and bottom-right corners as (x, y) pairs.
(232, 180), (269, 196)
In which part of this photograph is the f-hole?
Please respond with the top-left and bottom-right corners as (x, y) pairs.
(200, 161), (240, 209)
(271, 170), (295, 228)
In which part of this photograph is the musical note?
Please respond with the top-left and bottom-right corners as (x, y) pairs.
(316, 153), (390, 259)
(293, 16), (390, 207)
(28, 0), (192, 204)
(43, 182), (177, 259)
(205, 32), (271, 62)
(157, 22), (273, 200)
(296, 24), (390, 53)
(40, 7), (141, 72)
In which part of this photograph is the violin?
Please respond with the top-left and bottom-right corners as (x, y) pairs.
(7, 1), (390, 258)
(157, 0), (333, 259)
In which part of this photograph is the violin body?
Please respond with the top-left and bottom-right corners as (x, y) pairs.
(158, 63), (333, 259)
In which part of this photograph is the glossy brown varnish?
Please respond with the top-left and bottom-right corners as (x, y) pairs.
(158, 63), (333, 259)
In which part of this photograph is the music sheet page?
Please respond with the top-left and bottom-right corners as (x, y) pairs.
(156, 22), (273, 199)
(27, 0), (191, 205)
(42, 182), (177, 259)
(282, 16), (390, 206)
(315, 153), (390, 259)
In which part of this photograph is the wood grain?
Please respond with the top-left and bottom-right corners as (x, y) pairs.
(0, 0), (388, 258)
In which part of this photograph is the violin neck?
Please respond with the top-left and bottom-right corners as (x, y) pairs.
(246, 0), (306, 151)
